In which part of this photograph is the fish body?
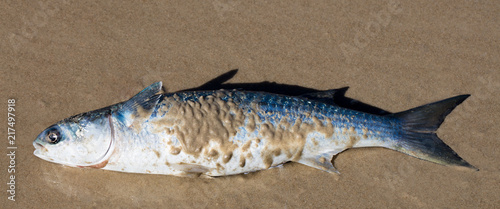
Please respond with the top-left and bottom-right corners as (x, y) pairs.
(33, 82), (476, 177)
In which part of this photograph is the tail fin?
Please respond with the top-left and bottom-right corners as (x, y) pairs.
(389, 95), (477, 170)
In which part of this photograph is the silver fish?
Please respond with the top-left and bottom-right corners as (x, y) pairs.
(33, 82), (477, 177)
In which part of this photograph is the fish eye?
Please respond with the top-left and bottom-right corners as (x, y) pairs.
(46, 128), (62, 144)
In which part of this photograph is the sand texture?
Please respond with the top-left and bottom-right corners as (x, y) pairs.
(1, 0), (499, 208)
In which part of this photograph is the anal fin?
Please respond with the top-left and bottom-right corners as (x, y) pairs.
(297, 152), (339, 174)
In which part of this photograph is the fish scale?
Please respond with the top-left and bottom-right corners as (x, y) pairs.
(33, 81), (477, 177)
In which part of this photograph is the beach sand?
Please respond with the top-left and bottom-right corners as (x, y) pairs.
(1, 0), (499, 208)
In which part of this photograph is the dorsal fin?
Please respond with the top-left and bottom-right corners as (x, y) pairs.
(300, 87), (349, 105)
(117, 82), (163, 127)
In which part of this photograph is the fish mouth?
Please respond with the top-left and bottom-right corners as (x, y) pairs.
(33, 142), (47, 156)
(33, 141), (56, 162)
(33, 142), (45, 150)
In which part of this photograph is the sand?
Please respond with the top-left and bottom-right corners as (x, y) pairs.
(1, 0), (499, 208)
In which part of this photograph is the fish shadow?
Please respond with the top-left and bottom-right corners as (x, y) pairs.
(179, 69), (391, 116)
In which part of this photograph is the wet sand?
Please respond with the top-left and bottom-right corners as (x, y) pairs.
(1, 0), (499, 208)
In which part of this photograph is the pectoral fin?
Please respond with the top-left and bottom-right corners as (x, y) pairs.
(116, 82), (163, 127)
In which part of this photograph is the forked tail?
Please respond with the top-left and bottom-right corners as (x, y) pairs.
(389, 95), (477, 170)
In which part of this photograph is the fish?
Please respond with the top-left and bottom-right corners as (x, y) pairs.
(33, 81), (477, 177)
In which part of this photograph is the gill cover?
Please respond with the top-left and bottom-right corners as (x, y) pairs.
(77, 115), (115, 168)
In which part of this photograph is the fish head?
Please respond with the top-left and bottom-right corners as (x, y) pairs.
(33, 107), (115, 168)
(33, 82), (163, 168)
